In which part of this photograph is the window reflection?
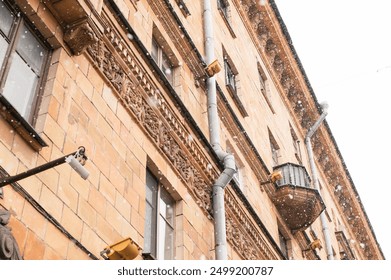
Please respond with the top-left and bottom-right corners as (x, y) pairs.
(0, 36), (8, 68)
(0, 4), (13, 36)
(151, 37), (173, 84)
(144, 169), (175, 260)
(0, 3), (48, 124)
(2, 54), (38, 119)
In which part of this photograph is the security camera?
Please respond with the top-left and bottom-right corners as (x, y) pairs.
(65, 155), (89, 180)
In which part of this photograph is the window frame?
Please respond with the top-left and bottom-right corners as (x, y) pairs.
(278, 229), (291, 259)
(224, 58), (236, 94)
(268, 129), (280, 166)
(0, 1), (49, 150)
(143, 169), (176, 260)
(289, 123), (302, 163)
(222, 48), (248, 117)
(257, 62), (275, 114)
(151, 37), (174, 85)
(217, 0), (236, 38)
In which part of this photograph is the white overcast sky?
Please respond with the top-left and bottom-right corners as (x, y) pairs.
(274, 0), (391, 259)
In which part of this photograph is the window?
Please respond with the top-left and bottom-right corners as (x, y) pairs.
(290, 124), (302, 163)
(269, 130), (280, 166)
(0, 3), (49, 125)
(224, 58), (236, 93)
(279, 230), (289, 259)
(217, 0), (229, 19)
(278, 224), (292, 259)
(143, 169), (175, 260)
(217, 0), (236, 37)
(222, 47), (248, 116)
(151, 37), (174, 84)
(258, 62), (275, 113)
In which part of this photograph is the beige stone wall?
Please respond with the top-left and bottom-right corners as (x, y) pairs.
(0, 0), (382, 260)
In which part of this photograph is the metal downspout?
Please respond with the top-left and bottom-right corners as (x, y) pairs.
(305, 103), (334, 260)
(203, 0), (236, 260)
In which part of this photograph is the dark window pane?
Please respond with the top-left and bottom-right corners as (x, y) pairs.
(144, 170), (158, 257)
(0, 4), (13, 37)
(151, 39), (159, 63)
(144, 203), (157, 257)
(146, 170), (158, 204)
(16, 24), (47, 73)
(161, 52), (173, 83)
(2, 53), (38, 119)
(0, 35), (9, 68)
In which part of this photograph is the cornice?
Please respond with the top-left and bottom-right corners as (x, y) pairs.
(234, 0), (383, 259)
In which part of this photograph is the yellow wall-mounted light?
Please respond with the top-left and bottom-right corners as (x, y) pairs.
(101, 237), (141, 260)
(205, 59), (221, 77)
(270, 170), (283, 183)
(261, 170), (283, 185)
(310, 239), (323, 250)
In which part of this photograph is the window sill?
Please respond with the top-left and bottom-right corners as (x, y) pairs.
(142, 253), (156, 260)
(0, 95), (48, 151)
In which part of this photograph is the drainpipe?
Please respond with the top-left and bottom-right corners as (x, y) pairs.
(203, 0), (236, 260)
(305, 103), (334, 260)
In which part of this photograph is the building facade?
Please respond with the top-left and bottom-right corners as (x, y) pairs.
(0, 0), (384, 260)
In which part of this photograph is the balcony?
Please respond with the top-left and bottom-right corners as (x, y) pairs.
(271, 163), (325, 232)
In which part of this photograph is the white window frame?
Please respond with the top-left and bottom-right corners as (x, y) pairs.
(143, 169), (175, 260)
(151, 37), (174, 84)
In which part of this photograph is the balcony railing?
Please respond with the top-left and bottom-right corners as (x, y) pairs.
(271, 163), (325, 232)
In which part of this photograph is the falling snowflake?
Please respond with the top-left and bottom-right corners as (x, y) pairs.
(259, 0), (266, 6)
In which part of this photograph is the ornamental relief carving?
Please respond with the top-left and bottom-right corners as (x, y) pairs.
(225, 192), (278, 259)
(87, 40), (215, 213)
(226, 217), (259, 260)
(64, 21), (99, 56)
(86, 22), (279, 259)
(0, 209), (22, 260)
